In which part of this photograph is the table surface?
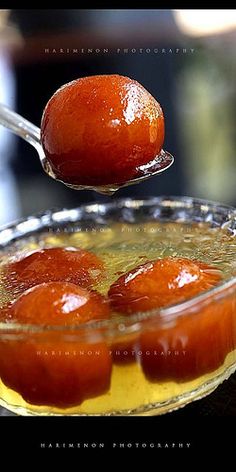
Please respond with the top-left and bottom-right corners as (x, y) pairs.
(1, 371), (236, 416)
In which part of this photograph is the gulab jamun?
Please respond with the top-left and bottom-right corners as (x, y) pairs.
(108, 256), (222, 314)
(0, 282), (112, 407)
(139, 294), (236, 382)
(41, 74), (165, 186)
(3, 247), (104, 295)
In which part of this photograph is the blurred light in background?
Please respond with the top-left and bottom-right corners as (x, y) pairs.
(0, 10), (8, 28)
(174, 9), (236, 37)
(0, 49), (21, 225)
(174, 9), (236, 204)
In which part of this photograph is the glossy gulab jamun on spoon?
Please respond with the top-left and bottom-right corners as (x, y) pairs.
(0, 74), (173, 195)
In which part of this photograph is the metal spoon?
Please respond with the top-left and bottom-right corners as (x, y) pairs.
(0, 103), (174, 196)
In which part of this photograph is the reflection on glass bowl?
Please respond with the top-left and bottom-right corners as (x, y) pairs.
(0, 196), (235, 416)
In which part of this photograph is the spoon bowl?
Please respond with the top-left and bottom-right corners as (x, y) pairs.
(0, 103), (174, 195)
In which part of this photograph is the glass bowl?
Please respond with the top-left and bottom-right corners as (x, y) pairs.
(0, 196), (235, 416)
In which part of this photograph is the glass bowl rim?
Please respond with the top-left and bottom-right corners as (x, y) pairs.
(0, 195), (235, 338)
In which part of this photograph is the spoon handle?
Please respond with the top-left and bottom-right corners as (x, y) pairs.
(0, 103), (41, 149)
